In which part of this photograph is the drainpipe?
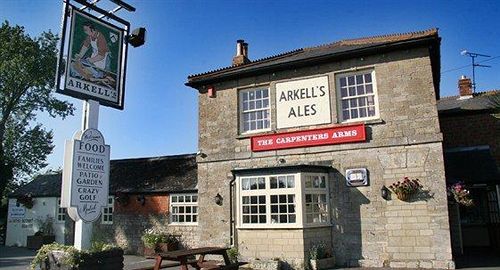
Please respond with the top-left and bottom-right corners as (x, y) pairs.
(229, 172), (237, 246)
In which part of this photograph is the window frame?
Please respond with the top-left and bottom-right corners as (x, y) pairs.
(238, 87), (272, 135)
(56, 198), (66, 223)
(336, 69), (380, 123)
(302, 173), (330, 226)
(236, 172), (330, 229)
(101, 196), (114, 225)
(169, 193), (198, 225)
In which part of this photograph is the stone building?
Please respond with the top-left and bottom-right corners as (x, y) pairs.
(6, 154), (198, 254)
(437, 78), (500, 259)
(186, 29), (455, 268)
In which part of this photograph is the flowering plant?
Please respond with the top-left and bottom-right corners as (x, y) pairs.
(141, 228), (178, 248)
(448, 182), (473, 207)
(141, 228), (165, 248)
(388, 177), (423, 200)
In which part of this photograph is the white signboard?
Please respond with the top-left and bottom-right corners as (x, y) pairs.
(8, 200), (26, 219)
(61, 128), (110, 222)
(275, 76), (331, 129)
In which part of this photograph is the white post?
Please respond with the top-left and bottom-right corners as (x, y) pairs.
(74, 99), (100, 250)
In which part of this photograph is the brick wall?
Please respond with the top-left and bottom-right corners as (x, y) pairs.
(439, 113), (500, 163)
(194, 46), (454, 268)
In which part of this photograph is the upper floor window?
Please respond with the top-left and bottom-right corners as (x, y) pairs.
(337, 70), (378, 122)
(101, 196), (114, 224)
(239, 88), (271, 133)
(170, 194), (198, 225)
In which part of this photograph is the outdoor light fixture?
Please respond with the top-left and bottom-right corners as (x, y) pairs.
(214, 193), (223, 206)
(127, 27), (146, 48)
(381, 185), (389, 200)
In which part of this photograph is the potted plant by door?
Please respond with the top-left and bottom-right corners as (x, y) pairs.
(141, 229), (164, 256)
(308, 243), (335, 270)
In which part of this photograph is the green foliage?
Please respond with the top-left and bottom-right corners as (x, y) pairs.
(141, 228), (178, 248)
(308, 243), (327, 260)
(31, 243), (122, 270)
(227, 247), (239, 263)
(30, 243), (80, 270)
(35, 215), (55, 235)
(0, 20), (75, 200)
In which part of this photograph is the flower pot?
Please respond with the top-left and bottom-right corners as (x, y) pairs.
(310, 257), (335, 270)
(156, 242), (179, 253)
(143, 246), (156, 257)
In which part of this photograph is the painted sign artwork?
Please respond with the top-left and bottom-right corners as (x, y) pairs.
(62, 129), (110, 222)
(63, 8), (124, 108)
(251, 124), (366, 152)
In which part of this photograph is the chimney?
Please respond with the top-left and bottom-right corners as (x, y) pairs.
(458, 75), (473, 97)
(232, 39), (250, 66)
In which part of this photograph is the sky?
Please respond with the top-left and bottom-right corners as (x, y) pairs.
(1, 0), (499, 173)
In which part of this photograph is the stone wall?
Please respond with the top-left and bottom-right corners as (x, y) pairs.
(194, 46), (454, 268)
(88, 194), (199, 254)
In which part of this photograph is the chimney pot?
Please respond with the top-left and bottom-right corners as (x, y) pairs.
(458, 75), (473, 97)
(232, 39), (250, 66)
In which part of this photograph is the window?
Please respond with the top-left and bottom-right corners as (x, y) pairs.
(304, 175), (328, 224)
(239, 88), (271, 133)
(170, 194), (198, 224)
(57, 198), (65, 222)
(337, 70), (378, 122)
(101, 196), (114, 224)
(237, 172), (329, 228)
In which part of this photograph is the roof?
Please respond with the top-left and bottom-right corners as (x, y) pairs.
(186, 29), (441, 96)
(437, 90), (500, 115)
(9, 154), (197, 198)
(444, 148), (499, 185)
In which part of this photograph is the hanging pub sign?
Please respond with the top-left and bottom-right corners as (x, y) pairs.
(275, 76), (331, 129)
(60, 7), (125, 109)
(61, 129), (110, 222)
(251, 124), (366, 152)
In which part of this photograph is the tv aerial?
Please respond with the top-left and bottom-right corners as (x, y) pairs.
(460, 50), (491, 92)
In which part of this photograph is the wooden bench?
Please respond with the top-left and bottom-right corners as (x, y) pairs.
(131, 259), (198, 270)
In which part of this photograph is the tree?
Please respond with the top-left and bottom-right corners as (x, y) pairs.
(0, 21), (75, 199)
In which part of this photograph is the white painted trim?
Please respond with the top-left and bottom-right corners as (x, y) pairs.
(335, 69), (380, 123)
(236, 172), (330, 229)
(169, 193), (198, 225)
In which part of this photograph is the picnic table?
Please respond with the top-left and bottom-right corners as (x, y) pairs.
(146, 247), (246, 270)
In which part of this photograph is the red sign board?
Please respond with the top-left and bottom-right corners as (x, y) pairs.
(251, 124), (366, 152)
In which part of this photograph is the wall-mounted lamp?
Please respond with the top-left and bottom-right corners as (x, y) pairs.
(214, 193), (223, 206)
(137, 194), (146, 206)
(278, 158), (286, 164)
(381, 185), (390, 200)
(197, 150), (207, 158)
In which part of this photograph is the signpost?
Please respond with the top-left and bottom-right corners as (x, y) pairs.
(55, 0), (143, 250)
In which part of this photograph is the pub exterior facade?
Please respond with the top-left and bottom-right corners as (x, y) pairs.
(186, 29), (455, 269)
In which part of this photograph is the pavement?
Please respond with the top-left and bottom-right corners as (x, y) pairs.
(1, 245), (500, 270)
(0, 246), (180, 270)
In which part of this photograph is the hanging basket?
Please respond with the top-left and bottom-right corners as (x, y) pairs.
(396, 192), (411, 201)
